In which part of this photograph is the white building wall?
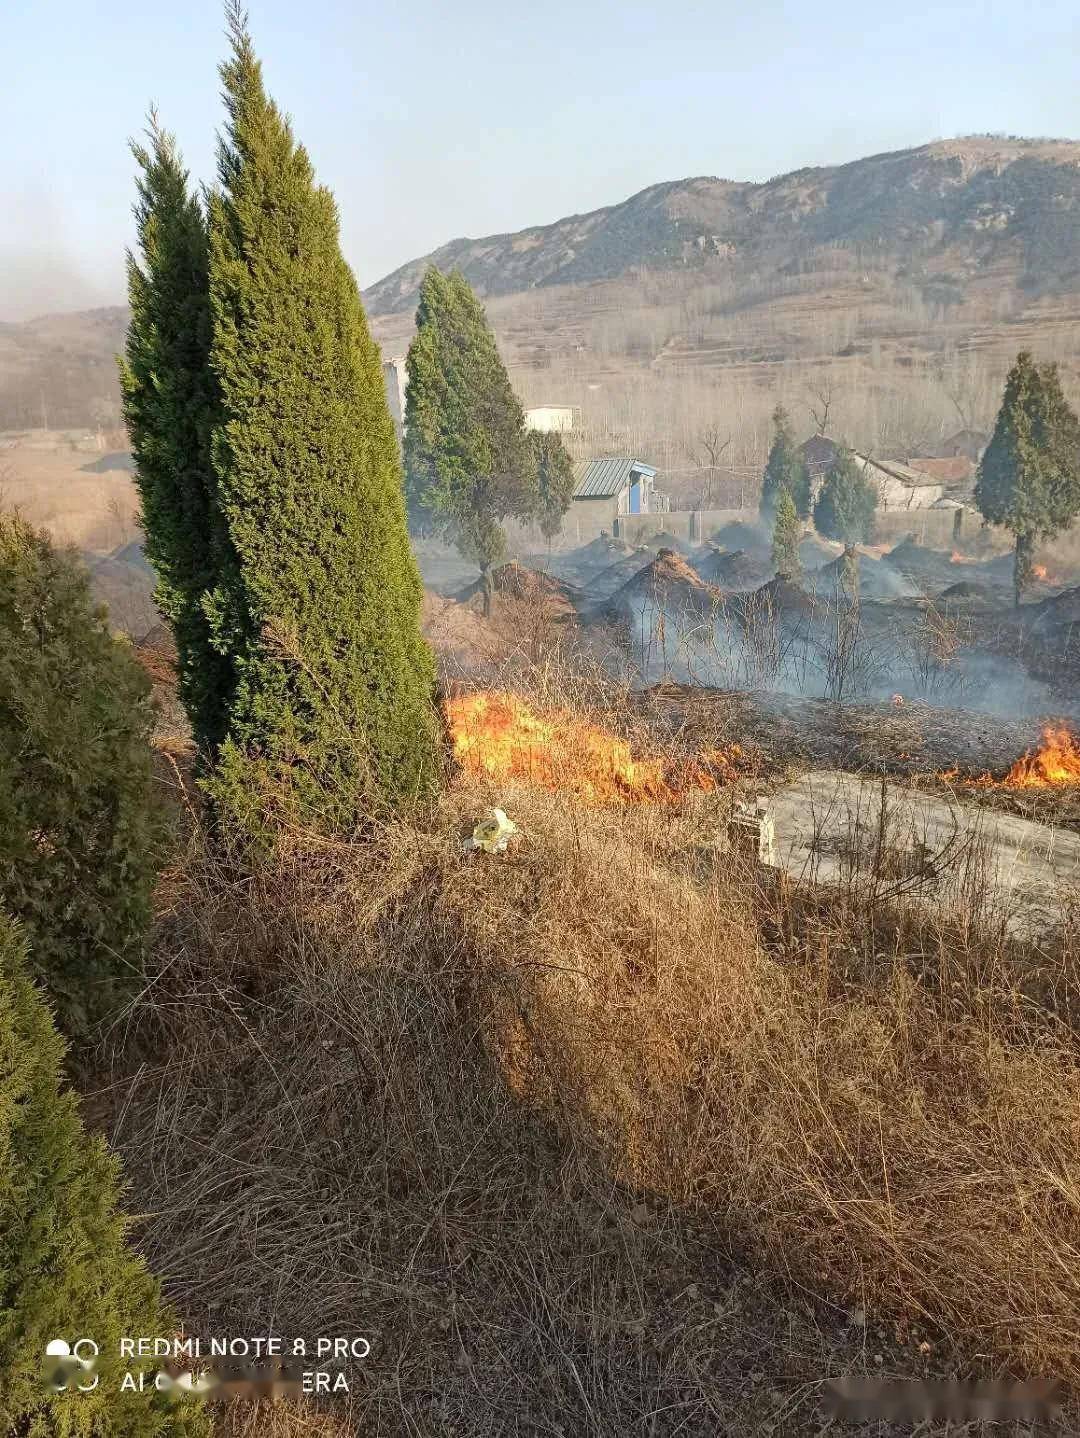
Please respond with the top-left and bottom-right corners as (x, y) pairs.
(524, 406), (574, 433)
(876, 475), (945, 510)
(382, 356), (408, 445)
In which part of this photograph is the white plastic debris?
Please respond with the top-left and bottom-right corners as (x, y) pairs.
(462, 807), (520, 855)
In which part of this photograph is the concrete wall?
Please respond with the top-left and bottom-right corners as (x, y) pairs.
(567, 496), (620, 539)
(528, 500), (1023, 558)
(471, 508), (1069, 574)
(871, 508), (1007, 552)
(565, 507), (739, 547)
(576, 506), (1010, 555)
(612, 509), (750, 545)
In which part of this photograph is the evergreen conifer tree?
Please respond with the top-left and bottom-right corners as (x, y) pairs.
(813, 448), (878, 591)
(120, 119), (234, 759)
(759, 405), (811, 522)
(0, 515), (166, 1032)
(205, 8), (437, 830)
(529, 429), (575, 543)
(0, 912), (210, 1436)
(770, 488), (802, 578)
(976, 350), (1080, 606)
(404, 268), (539, 614)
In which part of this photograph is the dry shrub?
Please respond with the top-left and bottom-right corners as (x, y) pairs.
(103, 722), (1080, 1431)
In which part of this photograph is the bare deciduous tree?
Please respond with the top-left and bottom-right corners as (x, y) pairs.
(808, 379), (834, 436)
(104, 491), (134, 550)
(691, 425), (732, 505)
(696, 424), (732, 469)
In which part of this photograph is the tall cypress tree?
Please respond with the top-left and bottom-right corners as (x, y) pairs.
(976, 351), (1080, 606)
(759, 405), (811, 523)
(404, 268), (538, 614)
(206, 8), (437, 830)
(120, 118), (234, 759)
(770, 488), (802, 578)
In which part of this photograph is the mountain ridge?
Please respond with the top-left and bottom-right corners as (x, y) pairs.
(7, 135), (1080, 480)
(363, 135), (1080, 316)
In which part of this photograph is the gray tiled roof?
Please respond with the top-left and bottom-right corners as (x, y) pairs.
(572, 457), (657, 500)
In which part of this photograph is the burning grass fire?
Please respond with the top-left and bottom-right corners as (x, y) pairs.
(941, 722), (1080, 789)
(446, 691), (741, 804)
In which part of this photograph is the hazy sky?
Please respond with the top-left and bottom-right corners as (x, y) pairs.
(3, 0), (1080, 320)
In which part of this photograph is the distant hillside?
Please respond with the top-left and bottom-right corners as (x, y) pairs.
(10, 137), (1080, 506)
(0, 306), (128, 431)
(365, 137), (1080, 506)
(364, 138), (1080, 316)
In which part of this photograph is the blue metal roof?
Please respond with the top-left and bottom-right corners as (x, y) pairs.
(572, 457), (657, 500)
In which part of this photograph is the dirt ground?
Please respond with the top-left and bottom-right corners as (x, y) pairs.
(1, 446), (140, 554)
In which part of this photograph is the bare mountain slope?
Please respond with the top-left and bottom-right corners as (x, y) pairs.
(8, 138), (1080, 507)
(364, 137), (1080, 317)
(366, 137), (1080, 505)
(0, 306), (127, 431)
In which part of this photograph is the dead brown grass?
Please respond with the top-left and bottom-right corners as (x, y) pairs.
(1, 448), (141, 553)
(391, 781), (1080, 1388)
(92, 675), (1080, 1435)
(215, 1406), (354, 1438)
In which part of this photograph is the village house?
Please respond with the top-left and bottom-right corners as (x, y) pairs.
(797, 436), (949, 510)
(852, 452), (946, 509)
(798, 434), (840, 480)
(905, 455), (976, 487)
(570, 457), (667, 535)
(380, 366), (576, 449)
(939, 428), (989, 462)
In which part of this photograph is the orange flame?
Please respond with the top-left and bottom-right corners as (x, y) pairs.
(1032, 563), (1049, 582)
(446, 691), (740, 804)
(949, 550), (976, 564)
(940, 723), (1080, 789)
(1003, 723), (1080, 787)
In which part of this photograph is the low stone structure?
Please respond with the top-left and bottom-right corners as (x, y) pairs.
(729, 799), (778, 866)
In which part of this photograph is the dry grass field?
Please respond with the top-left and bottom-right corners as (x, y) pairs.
(0, 446), (159, 631)
(85, 644), (1080, 1436)
(0, 448), (140, 554)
